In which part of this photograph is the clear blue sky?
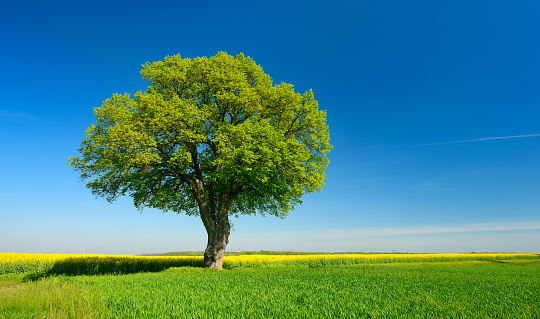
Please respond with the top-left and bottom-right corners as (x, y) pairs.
(1, 0), (539, 254)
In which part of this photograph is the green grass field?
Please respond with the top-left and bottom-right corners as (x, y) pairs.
(1, 259), (539, 318)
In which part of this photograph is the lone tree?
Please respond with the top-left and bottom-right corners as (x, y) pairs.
(69, 52), (331, 269)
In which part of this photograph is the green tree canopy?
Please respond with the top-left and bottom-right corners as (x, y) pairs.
(69, 52), (331, 268)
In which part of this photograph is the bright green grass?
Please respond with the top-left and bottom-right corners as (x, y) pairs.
(2, 260), (539, 318)
(0, 275), (107, 319)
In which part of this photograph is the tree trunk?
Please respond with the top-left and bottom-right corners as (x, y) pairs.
(204, 224), (230, 269)
(192, 177), (232, 270)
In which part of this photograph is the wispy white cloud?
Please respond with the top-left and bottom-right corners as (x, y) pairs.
(415, 183), (451, 192)
(230, 222), (540, 253)
(416, 134), (540, 146)
(0, 109), (37, 120)
(325, 222), (540, 238)
(235, 221), (540, 241)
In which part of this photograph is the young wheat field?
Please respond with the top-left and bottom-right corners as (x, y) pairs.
(1, 252), (539, 318)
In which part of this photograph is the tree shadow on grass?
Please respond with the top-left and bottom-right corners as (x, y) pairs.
(22, 256), (205, 279)
(22, 273), (48, 282)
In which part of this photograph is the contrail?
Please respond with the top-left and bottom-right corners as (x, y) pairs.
(416, 134), (540, 146)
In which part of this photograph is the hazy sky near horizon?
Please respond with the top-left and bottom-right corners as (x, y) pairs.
(1, 0), (539, 254)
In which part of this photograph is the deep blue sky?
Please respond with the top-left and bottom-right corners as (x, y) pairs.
(1, 0), (539, 254)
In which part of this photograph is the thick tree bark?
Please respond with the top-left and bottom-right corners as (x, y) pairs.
(204, 223), (230, 269)
(192, 178), (231, 269)
(187, 146), (234, 269)
(204, 192), (231, 269)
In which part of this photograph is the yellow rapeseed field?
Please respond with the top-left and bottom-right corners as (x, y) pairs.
(224, 252), (539, 267)
(0, 253), (203, 274)
(1, 252), (538, 274)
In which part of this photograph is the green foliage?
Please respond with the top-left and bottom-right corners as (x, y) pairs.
(69, 52), (332, 221)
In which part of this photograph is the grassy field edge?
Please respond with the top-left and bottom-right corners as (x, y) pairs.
(2, 259), (540, 318)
